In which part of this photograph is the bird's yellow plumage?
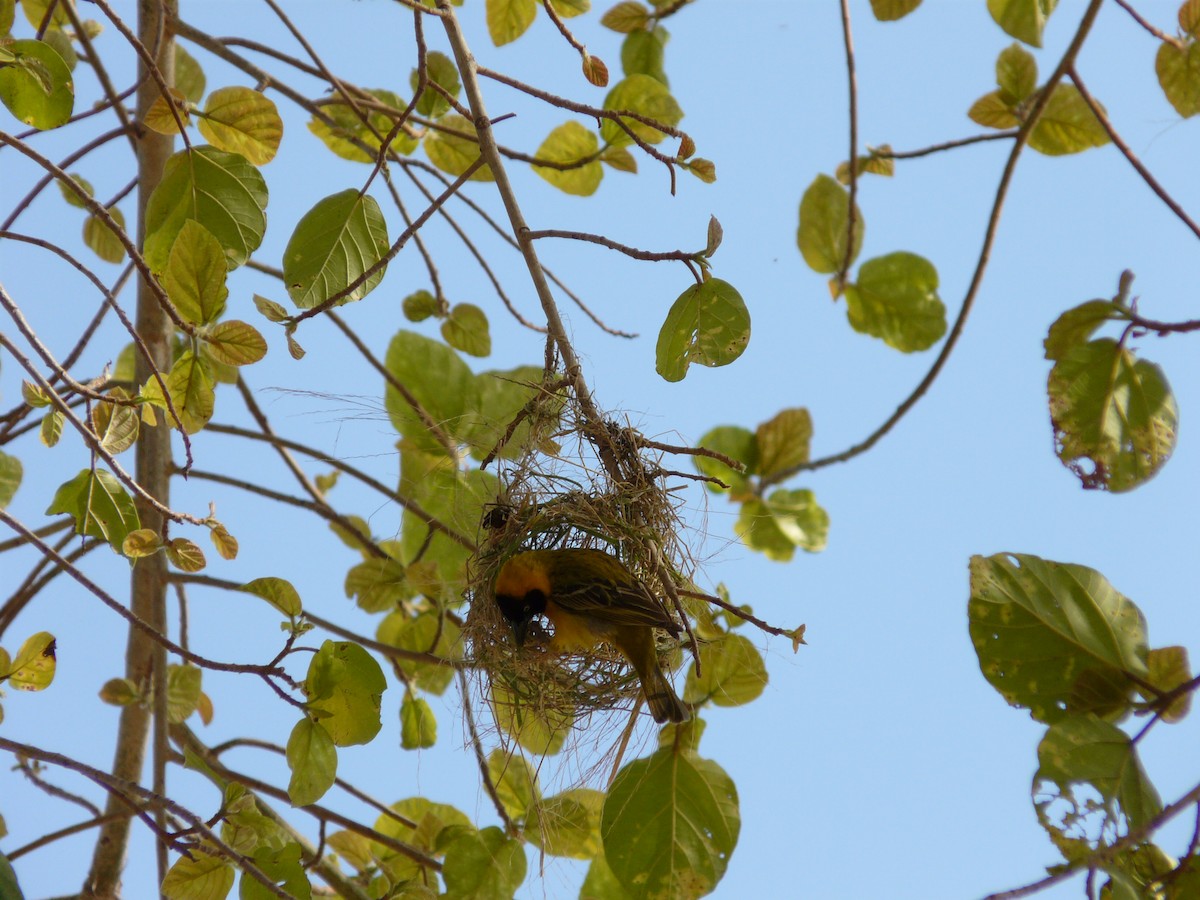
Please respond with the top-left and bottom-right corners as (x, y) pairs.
(493, 548), (688, 723)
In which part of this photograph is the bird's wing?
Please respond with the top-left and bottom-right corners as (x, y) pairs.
(554, 579), (680, 634)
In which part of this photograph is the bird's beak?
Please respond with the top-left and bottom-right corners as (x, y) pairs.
(511, 617), (529, 647)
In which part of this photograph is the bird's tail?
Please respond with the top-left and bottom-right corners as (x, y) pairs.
(641, 665), (688, 724)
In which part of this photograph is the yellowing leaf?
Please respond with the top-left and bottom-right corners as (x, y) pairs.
(600, 74), (683, 147)
(197, 85), (283, 164)
(487, 0), (537, 46)
(203, 319), (267, 366)
(424, 114), (493, 181)
(143, 87), (189, 135)
(4, 632), (56, 691)
(532, 121), (602, 196)
(988, 0), (1058, 48)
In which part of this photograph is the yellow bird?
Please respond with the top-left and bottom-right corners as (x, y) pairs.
(493, 548), (688, 724)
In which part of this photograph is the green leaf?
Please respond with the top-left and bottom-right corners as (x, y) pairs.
(1034, 715), (1161, 850)
(987, 0), (1058, 48)
(1043, 300), (1122, 361)
(0, 39), (74, 129)
(755, 408), (811, 480)
(1143, 646), (1191, 723)
(398, 451), (495, 593)
(996, 42), (1038, 102)
(869, 0), (922, 20)
(1155, 39), (1200, 118)
(344, 556), (410, 612)
(601, 1), (650, 32)
(141, 351), (215, 434)
(305, 640), (386, 746)
(167, 664), (202, 723)
(442, 826), (527, 899)
(655, 278), (751, 382)
(174, 44), (206, 103)
(306, 88), (419, 164)
(373, 797), (471, 876)
(468, 365), (560, 462)
(240, 844), (312, 900)
(282, 189), (389, 309)
(968, 554), (1150, 723)
(197, 86), (282, 165)
(1048, 339), (1177, 492)
(384, 330), (477, 454)
(403, 289), (441, 322)
(1029, 84), (1110, 156)
(160, 850), (234, 900)
(736, 489), (829, 560)
(286, 717), (337, 806)
(844, 251), (946, 352)
(490, 678), (574, 756)
(164, 220), (229, 325)
(487, 748), (539, 821)
(241, 576), (303, 617)
(441, 303), (491, 357)
(424, 114), (493, 181)
(486, 0), (537, 46)
(694, 425), (757, 497)
(684, 633), (767, 707)
(46, 468), (141, 552)
(401, 691), (438, 749)
(3, 632), (56, 691)
(621, 28), (668, 85)
(602, 748), (739, 899)
(203, 320), (267, 367)
(533, 121), (603, 196)
(797, 174), (863, 275)
(377, 610), (461, 695)
(0, 451), (23, 509)
(411, 51), (461, 118)
(143, 146), (268, 273)
(0, 0), (15, 34)
(600, 74), (683, 147)
(57, 172), (94, 207)
(82, 206), (127, 264)
(529, 788), (603, 860)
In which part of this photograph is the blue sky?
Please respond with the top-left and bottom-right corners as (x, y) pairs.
(3, 1), (1199, 897)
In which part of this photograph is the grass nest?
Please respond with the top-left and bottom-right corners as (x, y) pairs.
(464, 421), (693, 740)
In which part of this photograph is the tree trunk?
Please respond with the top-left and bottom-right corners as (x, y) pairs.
(83, 1), (177, 895)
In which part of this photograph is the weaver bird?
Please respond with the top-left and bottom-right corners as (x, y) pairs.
(493, 548), (688, 724)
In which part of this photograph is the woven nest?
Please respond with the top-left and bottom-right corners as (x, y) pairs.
(465, 415), (692, 734)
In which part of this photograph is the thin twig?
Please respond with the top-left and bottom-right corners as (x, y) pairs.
(1068, 66), (1200, 241)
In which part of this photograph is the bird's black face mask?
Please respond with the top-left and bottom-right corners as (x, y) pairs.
(495, 588), (547, 647)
